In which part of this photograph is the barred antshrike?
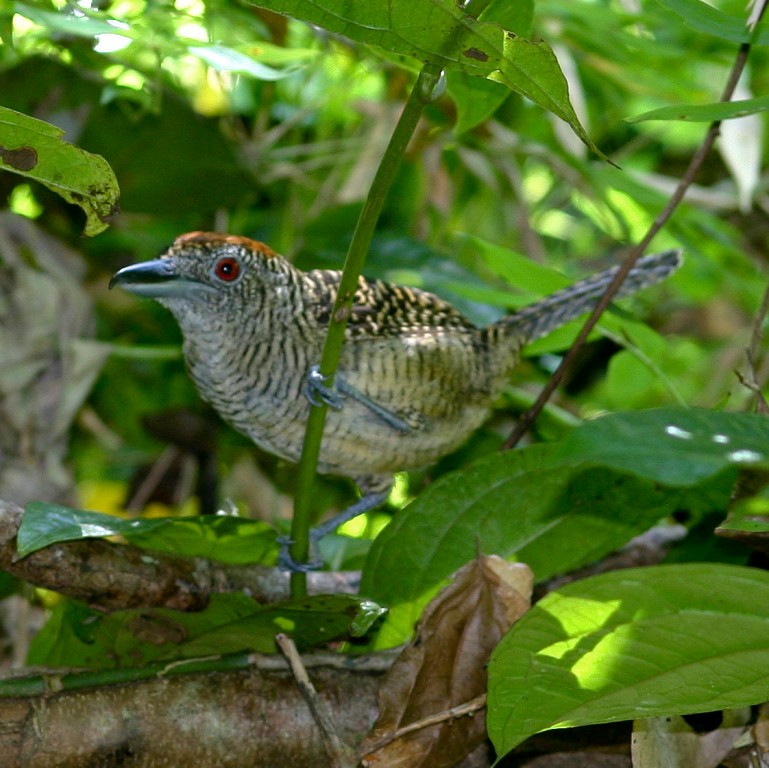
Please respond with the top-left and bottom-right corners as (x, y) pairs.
(111, 233), (680, 569)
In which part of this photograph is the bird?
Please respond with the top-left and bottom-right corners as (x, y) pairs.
(110, 232), (681, 568)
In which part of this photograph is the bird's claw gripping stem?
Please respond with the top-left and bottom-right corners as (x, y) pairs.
(277, 534), (324, 572)
(305, 364), (345, 410)
(304, 364), (412, 433)
(277, 489), (392, 572)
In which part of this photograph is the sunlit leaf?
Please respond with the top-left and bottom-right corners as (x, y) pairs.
(189, 45), (300, 80)
(14, 5), (136, 40)
(487, 564), (769, 757)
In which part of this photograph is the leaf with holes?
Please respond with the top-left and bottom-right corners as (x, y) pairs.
(0, 106), (119, 235)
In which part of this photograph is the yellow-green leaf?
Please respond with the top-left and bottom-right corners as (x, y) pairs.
(0, 106), (119, 236)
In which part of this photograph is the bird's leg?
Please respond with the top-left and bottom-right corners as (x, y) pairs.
(305, 364), (412, 433)
(277, 488), (392, 572)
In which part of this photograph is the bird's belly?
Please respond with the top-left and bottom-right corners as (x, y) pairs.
(317, 400), (491, 477)
(201, 373), (489, 477)
(186, 341), (493, 478)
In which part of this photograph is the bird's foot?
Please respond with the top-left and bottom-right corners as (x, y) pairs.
(276, 489), (392, 572)
(305, 364), (345, 410)
(304, 364), (412, 433)
(277, 534), (324, 572)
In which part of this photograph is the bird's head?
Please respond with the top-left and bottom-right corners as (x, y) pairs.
(110, 232), (293, 320)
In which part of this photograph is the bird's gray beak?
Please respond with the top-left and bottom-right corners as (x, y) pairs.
(110, 259), (210, 298)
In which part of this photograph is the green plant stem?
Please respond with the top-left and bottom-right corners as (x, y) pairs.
(289, 63), (443, 597)
(0, 654), (251, 698)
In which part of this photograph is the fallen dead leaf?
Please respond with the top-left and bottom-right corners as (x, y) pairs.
(360, 555), (533, 768)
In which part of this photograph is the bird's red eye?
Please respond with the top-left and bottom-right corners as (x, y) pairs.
(214, 257), (241, 282)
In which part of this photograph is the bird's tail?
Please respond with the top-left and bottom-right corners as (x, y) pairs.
(499, 249), (682, 344)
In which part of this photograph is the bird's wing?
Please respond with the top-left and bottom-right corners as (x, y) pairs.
(307, 271), (479, 337)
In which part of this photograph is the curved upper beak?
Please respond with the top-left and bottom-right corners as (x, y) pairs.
(110, 258), (204, 298)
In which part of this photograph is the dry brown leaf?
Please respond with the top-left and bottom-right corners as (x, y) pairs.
(360, 555), (533, 768)
(0, 213), (110, 504)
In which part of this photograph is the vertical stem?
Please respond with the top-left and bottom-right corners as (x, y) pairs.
(289, 64), (443, 597)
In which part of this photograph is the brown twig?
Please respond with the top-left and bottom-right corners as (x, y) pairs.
(362, 693), (488, 757)
(124, 445), (180, 512)
(504, 22), (764, 449)
(275, 632), (357, 768)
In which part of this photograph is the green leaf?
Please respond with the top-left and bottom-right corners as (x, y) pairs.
(19, 503), (124, 556)
(487, 564), (769, 757)
(20, 503), (277, 565)
(0, 106), (119, 235)
(28, 593), (385, 668)
(446, 72), (509, 135)
(182, 594), (386, 656)
(627, 96), (769, 123)
(557, 408), (769, 486)
(656, 0), (769, 45)
(128, 516), (278, 564)
(456, 233), (571, 295)
(362, 444), (687, 608)
(478, 0), (533, 37)
(716, 482), (769, 539)
(247, 0), (600, 155)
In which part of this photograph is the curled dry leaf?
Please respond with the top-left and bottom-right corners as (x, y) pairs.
(360, 555), (533, 768)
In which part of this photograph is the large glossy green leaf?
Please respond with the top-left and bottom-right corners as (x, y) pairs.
(487, 564), (769, 757)
(248, 0), (598, 154)
(361, 445), (690, 617)
(557, 408), (769, 486)
(0, 106), (119, 235)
